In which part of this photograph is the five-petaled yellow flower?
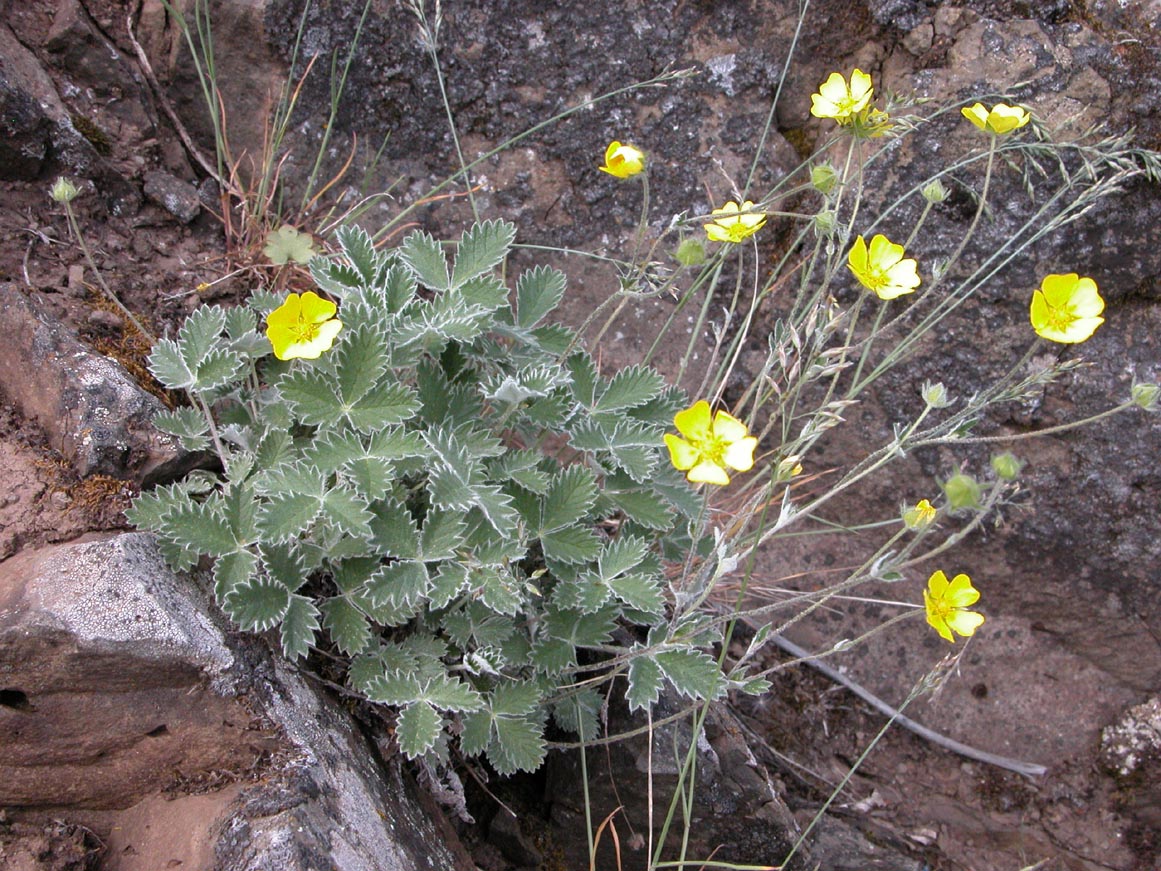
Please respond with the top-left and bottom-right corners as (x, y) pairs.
(847, 234), (921, 300)
(924, 570), (985, 643)
(1030, 273), (1105, 344)
(265, 291), (343, 361)
(961, 102), (1031, 135)
(704, 201), (767, 243)
(599, 141), (646, 178)
(810, 69), (874, 123)
(665, 400), (758, 486)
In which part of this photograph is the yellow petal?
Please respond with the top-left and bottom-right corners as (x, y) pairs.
(299, 290), (337, 323)
(664, 434), (700, 471)
(944, 573), (980, 608)
(868, 234), (904, 269)
(961, 103), (989, 130)
(723, 436), (758, 472)
(923, 589), (955, 643)
(849, 69), (874, 106)
(687, 461), (730, 486)
(847, 235), (869, 273)
(946, 609), (986, 638)
(704, 223), (734, 243)
(674, 401), (713, 441)
(711, 409), (749, 442)
(927, 569), (949, 598)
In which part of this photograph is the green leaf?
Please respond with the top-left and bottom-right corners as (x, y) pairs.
(382, 264), (417, 313)
(429, 563), (469, 609)
(610, 445), (658, 483)
(541, 466), (598, 533)
(224, 305), (258, 341)
(608, 572), (663, 614)
(598, 535), (649, 581)
(424, 676), (483, 712)
(451, 220), (516, 288)
(400, 229), (450, 292)
(279, 369), (344, 426)
(213, 549), (258, 598)
(491, 714), (546, 775)
(346, 382), (421, 432)
(369, 499), (421, 559)
(335, 224), (379, 283)
(223, 576), (291, 632)
(655, 648), (725, 701)
(552, 688), (601, 740)
(322, 486), (374, 540)
(396, 701), (443, 759)
(530, 637), (576, 675)
(152, 407), (210, 451)
(626, 655), (663, 712)
(491, 680), (542, 717)
(420, 510), (467, 561)
(594, 364), (665, 413)
(566, 352), (599, 406)
(544, 604), (619, 646)
(162, 501), (236, 556)
(365, 561), (430, 609)
(193, 348), (245, 391)
(604, 489), (675, 530)
(310, 258), (364, 299)
(457, 275), (509, 314)
(515, 265), (567, 329)
(264, 225), (315, 265)
(476, 566), (523, 615)
(336, 324), (389, 406)
(541, 525), (600, 565)
(258, 493), (321, 541)
(321, 596), (372, 655)
(280, 594), (320, 660)
(148, 338), (195, 389)
(459, 708), (494, 757)
(552, 571), (609, 613)
(472, 484), (520, 538)
(178, 305), (227, 369)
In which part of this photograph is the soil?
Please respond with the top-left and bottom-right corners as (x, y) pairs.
(1, 2), (1159, 869)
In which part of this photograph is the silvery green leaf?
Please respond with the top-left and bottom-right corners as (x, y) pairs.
(551, 571), (609, 613)
(490, 713), (546, 775)
(258, 493), (321, 541)
(429, 563), (469, 609)
(280, 594), (320, 660)
(626, 655), (663, 712)
(321, 596), (372, 655)
(364, 560), (430, 609)
(213, 549), (258, 599)
(598, 535), (649, 581)
(148, 337), (196, 389)
(610, 445), (657, 483)
(551, 688), (602, 741)
(346, 382), (421, 432)
(543, 604), (618, 646)
(530, 637), (575, 675)
(603, 489), (674, 530)
(451, 220), (516, 288)
(335, 224), (379, 284)
(382, 264), (417, 313)
(515, 265), (567, 329)
(279, 368), (344, 427)
(336, 324), (390, 407)
(541, 525), (600, 565)
(321, 485), (374, 540)
(396, 702), (443, 759)
(472, 484), (520, 538)
(594, 364), (665, 413)
(310, 258), (364, 299)
(608, 572), (663, 614)
(456, 274), (508, 315)
(540, 466), (598, 533)
(161, 500), (236, 556)
(566, 351), (599, 406)
(420, 511), (467, 561)
(223, 576), (291, 632)
(655, 648), (725, 701)
(368, 499), (421, 559)
(152, 407), (210, 451)
(178, 305), (227, 369)
(477, 566), (523, 616)
(400, 229), (450, 292)
(424, 676), (484, 712)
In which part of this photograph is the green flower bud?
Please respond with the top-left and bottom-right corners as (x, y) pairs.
(811, 163), (839, 194)
(943, 472), (982, 511)
(922, 179), (949, 203)
(675, 238), (706, 267)
(51, 177), (78, 204)
(1131, 382), (1159, 411)
(990, 452), (1022, 480)
(813, 209), (836, 236)
(922, 380), (952, 408)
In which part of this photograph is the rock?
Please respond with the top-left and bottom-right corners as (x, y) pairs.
(144, 169), (202, 222)
(546, 691), (806, 870)
(1100, 696), (1161, 780)
(0, 284), (191, 486)
(0, 533), (474, 871)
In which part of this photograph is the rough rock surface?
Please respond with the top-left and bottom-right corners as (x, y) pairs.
(0, 533), (472, 870)
(0, 284), (191, 485)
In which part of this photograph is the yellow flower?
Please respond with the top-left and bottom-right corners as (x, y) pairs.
(704, 201), (767, 243)
(903, 499), (937, 531)
(599, 141), (646, 178)
(924, 570), (985, 643)
(961, 102), (1031, 135)
(265, 291), (343, 361)
(810, 69), (874, 123)
(847, 234), (920, 300)
(1030, 273), (1105, 344)
(664, 400), (758, 486)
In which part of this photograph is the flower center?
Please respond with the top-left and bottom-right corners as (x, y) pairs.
(698, 433), (729, 466)
(1045, 304), (1076, 332)
(292, 315), (322, 343)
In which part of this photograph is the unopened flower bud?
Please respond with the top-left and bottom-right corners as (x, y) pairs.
(51, 177), (78, 204)
(991, 452), (1022, 480)
(922, 380), (952, 408)
(943, 473), (982, 511)
(813, 209), (836, 236)
(922, 179), (949, 203)
(811, 163), (839, 195)
(675, 238), (706, 267)
(1131, 382), (1159, 411)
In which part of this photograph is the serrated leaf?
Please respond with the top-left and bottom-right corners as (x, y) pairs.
(258, 493), (321, 541)
(178, 305), (228, 369)
(365, 560), (430, 609)
(382, 264), (417, 313)
(321, 486), (374, 539)
(552, 571), (609, 613)
(264, 225), (315, 265)
(459, 708), (494, 758)
(515, 265), (567, 329)
(368, 499), (421, 559)
(400, 230), (450, 292)
(608, 572), (663, 614)
(321, 596), (372, 655)
(125, 483), (186, 532)
(598, 535), (649, 581)
(541, 466), (598, 533)
(224, 305), (258, 341)
(364, 672), (422, 705)
(194, 347), (245, 391)
(429, 563), (469, 609)
(626, 655), (664, 712)
(477, 566), (523, 615)
(279, 368), (344, 426)
(595, 364), (665, 413)
(148, 337), (195, 389)
(346, 382), (421, 432)
(566, 352), (599, 406)
(223, 576), (291, 632)
(420, 510), (467, 561)
(490, 714), (546, 775)
(346, 459), (396, 501)
(472, 484), (520, 538)
(522, 393), (571, 428)
(611, 445), (658, 483)
(396, 701), (443, 759)
(491, 680), (541, 717)
(605, 489), (675, 530)
(280, 594), (320, 660)
(336, 324), (390, 406)
(541, 524), (600, 565)
(553, 688), (601, 740)
(335, 224), (379, 283)
(450, 219), (515, 288)
(310, 258), (365, 299)
(530, 637), (576, 675)
(162, 501), (236, 556)
(213, 549), (258, 598)
(152, 407), (210, 451)
(424, 677), (483, 712)
(544, 604), (619, 647)
(655, 648), (725, 701)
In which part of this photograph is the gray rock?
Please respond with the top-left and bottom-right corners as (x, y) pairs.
(144, 170), (203, 223)
(0, 533), (473, 871)
(0, 284), (191, 486)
